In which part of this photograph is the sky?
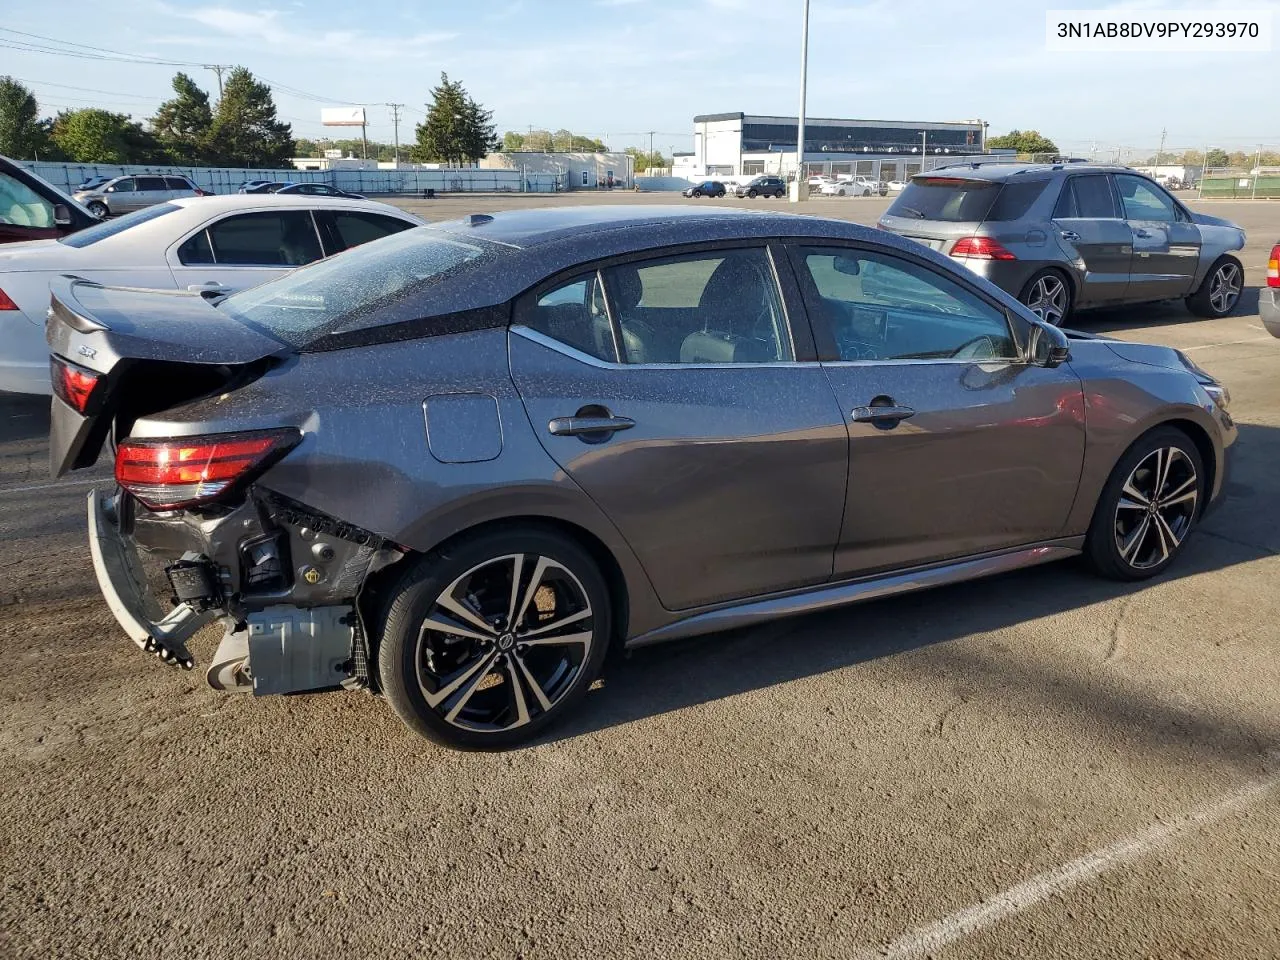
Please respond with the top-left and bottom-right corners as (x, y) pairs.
(2, 0), (1278, 157)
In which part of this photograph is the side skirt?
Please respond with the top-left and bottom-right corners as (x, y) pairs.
(624, 538), (1084, 649)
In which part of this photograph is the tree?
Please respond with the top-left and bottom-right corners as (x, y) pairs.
(413, 73), (499, 164)
(501, 129), (607, 153)
(625, 147), (668, 172)
(0, 76), (52, 159)
(986, 129), (1058, 155)
(1205, 148), (1230, 168)
(207, 67), (293, 167)
(151, 72), (213, 164)
(50, 108), (165, 163)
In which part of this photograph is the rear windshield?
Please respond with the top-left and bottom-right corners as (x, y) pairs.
(887, 177), (1047, 223)
(216, 226), (501, 347)
(58, 202), (180, 247)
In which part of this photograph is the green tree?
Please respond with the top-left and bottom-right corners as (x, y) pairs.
(501, 129), (607, 153)
(502, 130), (525, 151)
(50, 108), (165, 163)
(151, 72), (213, 164)
(207, 67), (293, 167)
(1205, 148), (1230, 168)
(986, 129), (1058, 155)
(413, 73), (499, 164)
(0, 76), (52, 159)
(625, 147), (667, 172)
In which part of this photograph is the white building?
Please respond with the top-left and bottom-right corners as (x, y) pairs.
(480, 152), (634, 190)
(289, 156), (379, 172)
(682, 112), (989, 182)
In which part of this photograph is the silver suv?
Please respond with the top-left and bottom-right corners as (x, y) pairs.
(73, 174), (207, 218)
(878, 163), (1246, 324)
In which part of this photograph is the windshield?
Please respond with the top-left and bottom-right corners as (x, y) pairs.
(58, 202), (180, 247)
(217, 226), (499, 347)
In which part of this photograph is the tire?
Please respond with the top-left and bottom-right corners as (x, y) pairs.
(1018, 269), (1073, 326)
(1186, 255), (1243, 318)
(716, 190), (726, 198)
(377, 526), (613, 749)
(776, 190), (786, 198)
(747, 188), (758, 198)
(1084, 426), (1205, 581)
(692, 189), (702, 198)
(837, 189), (845, 197)
(86, 201), (108, 218)
(862, 189), (871, 197)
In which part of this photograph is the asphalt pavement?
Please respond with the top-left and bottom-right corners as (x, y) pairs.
(1, 193), (1277, 960)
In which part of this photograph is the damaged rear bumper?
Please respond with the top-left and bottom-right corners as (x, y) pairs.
(87, 488), (392, 695)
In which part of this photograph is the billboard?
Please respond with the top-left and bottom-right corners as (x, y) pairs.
(321, 107), (366, 127)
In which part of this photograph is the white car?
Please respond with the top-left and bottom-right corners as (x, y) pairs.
(887, 180), (907, 192)
(0, 194), (423, 394)
(819, 176), (882, 197)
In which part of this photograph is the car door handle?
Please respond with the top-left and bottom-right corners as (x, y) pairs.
(851, 403), (915, 424)
(548, 415), (635, 437)
(1134, 228), (1153, 239)
(187, 282), (230, 293)
(1060, 230), (1081, 242)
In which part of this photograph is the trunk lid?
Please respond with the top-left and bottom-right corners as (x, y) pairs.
(47, 277), (292, 476)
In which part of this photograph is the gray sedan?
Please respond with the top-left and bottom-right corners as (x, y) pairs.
(48, 207), (1236, 749)
(878, 164), (1246, 325)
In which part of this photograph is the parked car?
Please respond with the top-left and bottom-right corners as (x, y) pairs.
(735, 176), (787, 198)
(52, 206), (1234, 749)
(0, 195), (422, 394)
(682, 180), (727, 198)
(0, 154), (100, 244)
(75, 175), (112, 192)
(878, 164), (1246, 325)
(238, 181), (293, 195)
(274, 182), (366, 200)
(1262, 241), (1280, 337)
(73, 174), (208, 218)
(807, 175), (833, 188)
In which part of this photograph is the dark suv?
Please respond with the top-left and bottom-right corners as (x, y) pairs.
(878, 163), (1246, 323)
(683, 180), (727, 198)
(735, 176), (787, 199)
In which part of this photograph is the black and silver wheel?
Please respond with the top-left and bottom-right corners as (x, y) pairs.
(691, 189), (703, 198)
(1019, 269), (1072, 326)
(747, 188), (758, 198)
(1085, 427), (1204, 581)
(837, 188), (845, 197)
(1186, 256), (1243, 318)
(86, 200), (108, 218)
(715, 189), (726, 198)
(377, 527), (612, 749)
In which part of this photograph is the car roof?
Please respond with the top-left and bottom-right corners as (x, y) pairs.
(918, 162), (1136, 182)
(168, 194), (396, 213)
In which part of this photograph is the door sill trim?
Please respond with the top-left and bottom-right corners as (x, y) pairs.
(624, 537), (1084, 649)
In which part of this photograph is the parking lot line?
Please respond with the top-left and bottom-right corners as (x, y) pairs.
(854, 767), (1280, 960)
(0, 477), (100, 495)
(1182, 335), (1277, 352)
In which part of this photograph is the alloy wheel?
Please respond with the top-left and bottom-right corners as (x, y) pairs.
(415, 553), (595, 734)
(1112, 446), (1199, 570)
(1208, 262), (1242, 314)
(1024, 274), (1069, 325)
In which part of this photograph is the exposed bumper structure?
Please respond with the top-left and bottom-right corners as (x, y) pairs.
(87, 490), (217, 669)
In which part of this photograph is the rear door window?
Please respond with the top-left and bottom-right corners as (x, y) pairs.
(137, 176), (168, 193)
(984, 179), (1048, 220)
(0, 171), (55, 230)
(187, 211), (324, 266)
(163, 176), (195, 191)
(1054, 175), (1118, 219)
(326, 211), (415, 253)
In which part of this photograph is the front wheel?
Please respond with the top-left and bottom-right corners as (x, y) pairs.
(1084, 427), (1205, 581)
(86, 201), (108, 218)
(691, 189), (702, 198)
(1019, 269), (1073, 326)
(747, 188), (758, 198)
(1186, 256), (1243, 318)
(837, 188), (846, 197)
(377, 527), (613, 749)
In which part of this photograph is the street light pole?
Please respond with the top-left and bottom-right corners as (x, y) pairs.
(921, 131), (927, 170)
(791, 0), (810, 202)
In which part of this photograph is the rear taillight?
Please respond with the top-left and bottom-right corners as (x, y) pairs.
(193, 188), (211, 196)
(50, 355), (104, 414)
(115, 429), (299, 510)
(1267, 244), (1279, 288)
(0, 287), (18, 310)
(951, 236), (1017, 261)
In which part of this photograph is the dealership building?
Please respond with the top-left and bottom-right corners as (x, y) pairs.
(674, 112), (991, 182)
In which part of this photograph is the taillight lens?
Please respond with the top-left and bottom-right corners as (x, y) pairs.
(951, 236), (1017, 261)
(50, 355), (104, 414)
(115, 429), (299, 510)
(1267, 244), (1279, 288)
(0, 287), (18, 310)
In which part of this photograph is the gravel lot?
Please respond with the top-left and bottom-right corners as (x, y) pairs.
(1, 194), (1277, 960)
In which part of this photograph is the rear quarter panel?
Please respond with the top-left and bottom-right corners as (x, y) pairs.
(131, 328), (668, 639)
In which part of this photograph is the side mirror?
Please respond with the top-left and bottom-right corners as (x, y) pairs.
(1028, 320), (1071, 368)
(104, 186), (115, 193)
(53, 203), (72, 226)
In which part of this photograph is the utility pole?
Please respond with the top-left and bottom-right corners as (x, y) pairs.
(921, 131), (927, 170)
(793, 0), (810, 201)
(387, 103), (404, 167)
(647, 130), (656, 160)
(1253, 144), (1262, 199)
(205, 64), (227, 100)
(1157, 127), (1167, 170)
